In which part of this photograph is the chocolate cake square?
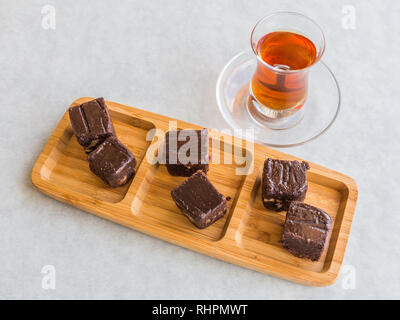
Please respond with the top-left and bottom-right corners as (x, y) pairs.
(281, 202), (332, 261)
(262, 158), (310, 211)
(165, 129), (209, 176)
(69, 97), (116, 152)
(171, 170), (227, 229)
(87, 136), (136, 188)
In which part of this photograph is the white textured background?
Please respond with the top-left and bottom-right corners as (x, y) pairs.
(0, 0), (399, 299)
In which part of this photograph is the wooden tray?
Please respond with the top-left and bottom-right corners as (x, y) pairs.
(31, 97), (358, 286)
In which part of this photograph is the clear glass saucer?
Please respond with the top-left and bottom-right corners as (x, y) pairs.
(216, 50), (341, 147)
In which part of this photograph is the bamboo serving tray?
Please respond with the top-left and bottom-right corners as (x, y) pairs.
(31, 97), (358, 286)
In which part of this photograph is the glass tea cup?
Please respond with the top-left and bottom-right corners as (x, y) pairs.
(248, 12), (326, 129)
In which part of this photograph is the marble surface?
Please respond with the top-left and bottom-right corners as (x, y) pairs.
(1, 0), (399, 299)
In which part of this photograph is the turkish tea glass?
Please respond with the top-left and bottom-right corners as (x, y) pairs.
(248, 12), (326, 129)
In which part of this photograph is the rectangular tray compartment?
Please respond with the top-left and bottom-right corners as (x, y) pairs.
(236, 167), (348, 273)
(39, 98), (155, 203)
(131, 136), (249, 241)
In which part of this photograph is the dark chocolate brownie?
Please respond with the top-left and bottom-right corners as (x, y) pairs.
(281, 202), (332, 261)
(171, 170), (227, 229)
(165, 129), (209, 176)
(69, 97), (116, 152)
(262, 158), (310, 211)
(87, 136), (136, 188)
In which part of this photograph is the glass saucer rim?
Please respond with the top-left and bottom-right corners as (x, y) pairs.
(215, 49), (341, 148)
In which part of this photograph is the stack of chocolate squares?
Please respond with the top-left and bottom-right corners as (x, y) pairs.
(261, 158), (332, 261)
(167, 129), (228, 229)
(68, 98), (136, 188)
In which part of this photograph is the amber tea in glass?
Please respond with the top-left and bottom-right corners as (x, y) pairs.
(251, 31), (316, 110)
(248, 12), (325, 129)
